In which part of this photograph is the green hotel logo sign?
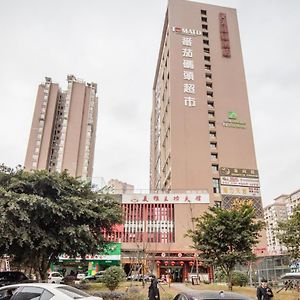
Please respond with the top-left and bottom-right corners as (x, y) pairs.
(228, 111), (237, 120)
(223, 111), (246, 129)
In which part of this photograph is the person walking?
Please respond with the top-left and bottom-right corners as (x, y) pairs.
(257, 279), (274, 300)
(148, 276), (160, 300)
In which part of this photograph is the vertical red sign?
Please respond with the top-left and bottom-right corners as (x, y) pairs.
(219, 13), (231, 58)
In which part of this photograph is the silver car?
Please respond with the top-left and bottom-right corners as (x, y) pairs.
(0, 283), (103, 300)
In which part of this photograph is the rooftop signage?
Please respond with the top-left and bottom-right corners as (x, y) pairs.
(122, 193), (210, 204)
(172, 26), (201, 36)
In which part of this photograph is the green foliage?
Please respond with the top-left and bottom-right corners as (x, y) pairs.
(187, 204), (264, 290)
(277, 204), (300, 259)
(102, 266), (126, 291)
(232, 271), (248, 287)
(0, 166), (123, 280)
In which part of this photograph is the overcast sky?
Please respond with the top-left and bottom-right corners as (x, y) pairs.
(0, 0), (299, 206)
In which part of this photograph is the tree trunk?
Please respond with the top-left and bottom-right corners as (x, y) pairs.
(38, 254), (50, 282)
(227, 270), (233, 291)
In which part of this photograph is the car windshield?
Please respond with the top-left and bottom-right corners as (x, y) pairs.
(56, 286), (90, 298)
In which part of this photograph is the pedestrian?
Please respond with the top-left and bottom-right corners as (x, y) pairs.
(257, 279), (274, 300)
(148, 276), (160, 300)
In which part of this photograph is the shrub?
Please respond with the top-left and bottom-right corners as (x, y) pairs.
(102, 266), (126, 291)
(232, 271), (248, 287)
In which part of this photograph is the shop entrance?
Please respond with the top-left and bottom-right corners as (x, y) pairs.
(160, 266), (183, 282)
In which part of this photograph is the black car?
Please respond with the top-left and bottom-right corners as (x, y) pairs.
(0, 271), (31, 287)
(173, 290), (253, 300)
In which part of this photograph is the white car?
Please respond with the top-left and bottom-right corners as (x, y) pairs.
(0, 283), (103, 299)
(77, 273), (87, 280)
(48, 272), (64, 284)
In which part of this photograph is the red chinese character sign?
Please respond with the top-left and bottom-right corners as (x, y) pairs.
(219, 13), (231, 58)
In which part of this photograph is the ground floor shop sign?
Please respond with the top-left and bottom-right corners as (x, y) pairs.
(54, 242), (121, 275)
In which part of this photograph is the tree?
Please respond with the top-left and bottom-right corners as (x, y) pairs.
(0, 166), (122, 280)
(187, 204), (264, 290)
(102, 266), (126, 291)
(277, 204), (300, 260)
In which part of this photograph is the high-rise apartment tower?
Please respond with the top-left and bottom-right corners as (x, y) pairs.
(25, 75), (98, 180)
(150, 0), (263, 216)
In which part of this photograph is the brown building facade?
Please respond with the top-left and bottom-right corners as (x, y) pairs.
(150, 0), (263, 216)
(24, 75), (98, 180)
(144, 0), (267, 279)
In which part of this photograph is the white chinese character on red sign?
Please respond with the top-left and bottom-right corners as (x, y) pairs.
(183, 60), (194, 69)
(183, 71), (194, 80)
(182, 37), (192, 46)
(184, 97), (196, 107)
(182, 48), (193, 57)
(184, 83), (195, 94)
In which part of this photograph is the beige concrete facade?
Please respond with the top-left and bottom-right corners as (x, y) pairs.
(264, 195), (288, 255)
(24, 75), (98, 180)
(108, 179), (134, 194)
(150, 0), (263, 217)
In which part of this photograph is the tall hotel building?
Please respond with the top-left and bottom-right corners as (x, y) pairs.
(106, 0), (266, 283)
(150, 0), (263, 216)
(24, 75), (98, 180)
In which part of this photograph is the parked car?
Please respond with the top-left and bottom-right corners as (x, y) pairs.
(0, 271), (32, 287)
(84, 271), (106, 282)
(48, 272), (64, 284)
(126, 274), (151, 281)
(0, 283), (103, 299)
(173, 291), (253, 300)
(76, 273), (87, 280)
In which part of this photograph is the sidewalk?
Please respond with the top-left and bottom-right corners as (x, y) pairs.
(170, 283), (196, 293)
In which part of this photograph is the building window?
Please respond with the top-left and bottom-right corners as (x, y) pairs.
(205, 73), (212, 80)
(212, 164), (219, 172)
(208, 111), (215, 118)
(212, 178), (220, 193)
(209, 131), (216, 138)
(204, 48), (210, 54)
(202, 24), (208, 30)
(207, 91), (213, 97)
(204, 56), (210, 62)
(204, 64), (211, 71)
(211, 153), (218, 160)
(203, 39), (209, 45)
(214, 201), (222, 207)
(203, 32), (209, 37)
(206, 82), (213, 88)
(210, 142), (217, 149)
(201, 17), (207, 22)
(201, 10), (207, 15)
(209, 121), (215, 128)
(207, 100), (214, 106)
